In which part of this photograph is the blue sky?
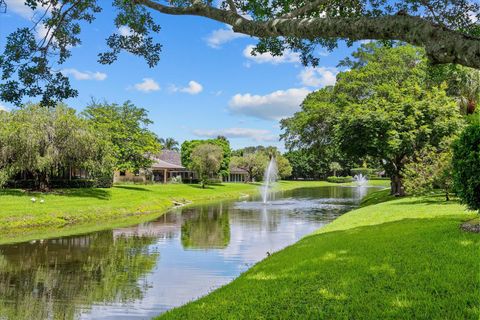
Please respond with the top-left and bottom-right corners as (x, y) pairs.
(0, 1), (359, 150)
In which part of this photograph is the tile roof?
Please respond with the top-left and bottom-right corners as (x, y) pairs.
(152, 150), (185, 169)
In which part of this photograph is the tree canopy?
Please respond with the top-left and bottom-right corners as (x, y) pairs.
(1, 0), (479, 106)
(0, 103), (114, 189)
(282, 44), (464, 195)
(181, 138), (231, 178)
(190, 143), (224, 188)
(83, 100), (160, 173)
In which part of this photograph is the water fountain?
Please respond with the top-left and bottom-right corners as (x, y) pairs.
(261, 157), (278, 204)
(354, 173), (368, 186)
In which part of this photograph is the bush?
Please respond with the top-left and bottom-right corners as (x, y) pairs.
(327, 176), (354, 183)
(452, 124), (480, 211)
(94, 174), (114, 188)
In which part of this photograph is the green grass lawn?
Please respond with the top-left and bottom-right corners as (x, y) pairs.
(0, 180), (362, 244)
(158, 192), (480, 320)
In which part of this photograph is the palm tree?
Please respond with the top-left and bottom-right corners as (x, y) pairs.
(159, 137), (179, 151)
(458, 69), (480, 115)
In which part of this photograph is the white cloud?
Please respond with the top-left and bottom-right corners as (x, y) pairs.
(205, 25), (247, 48)
(8, 0), (58, 19)
(34, 23), (50, 41)
(193, 128), (277, 142)
(0, 103), (9, 112)
(243, 45), (300, 65)
(7, 0), (34, 18)
(170, 80), (203, 95)
(229, 88), (311, 121)
(62, 68), (107, 81)
(118, 26), (134, 37)
(133, 78), (160, 92)
(299, 67), (338, 88)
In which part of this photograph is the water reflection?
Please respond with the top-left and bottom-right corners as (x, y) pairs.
(0, 186), (381, 319)
(0, 232), (158, 320)
(181, 204), (230, 249)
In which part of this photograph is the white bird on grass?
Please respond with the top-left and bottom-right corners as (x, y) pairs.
(30, 197), (36, 203)
(40, 199), (45, 204)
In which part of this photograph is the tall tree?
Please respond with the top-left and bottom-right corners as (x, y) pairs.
(0, 103), (113, 190)
(281, 87), (345, 177)
(181, 138), (231, 178)
(284, 150), (316, 180)
(335, 45), (463, 195)
(83, 100), (160, 173)
(1, 1), (479, 106)
(230, 153), (268, 182)
(190, 143), (223, 188)
(282, 44), (464, 195)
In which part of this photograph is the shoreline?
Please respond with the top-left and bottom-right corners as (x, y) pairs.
(0, 180), (381, 245)
(157, 191), (477, 319)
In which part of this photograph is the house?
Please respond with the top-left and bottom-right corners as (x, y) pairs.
(114, 150), (248, 184)
(114, 150), (196, 184)
(225, 166), (248, 183)
(151, 150), (196, 183)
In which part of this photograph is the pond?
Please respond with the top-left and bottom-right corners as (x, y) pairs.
(0, 186), (379, 319)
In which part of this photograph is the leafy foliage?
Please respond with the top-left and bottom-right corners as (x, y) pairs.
(83, 100), (160, 173)
(0, 103), (114, 189)
(328, 162), (342, 177)
(326, 176), (353, 183)
(230, 153), (267, 182)
(282, 44), (464, 195)
(190, 143), (224, 188)
(181, 138), (231, 178)
(452, 124), (480, 211)
(1, 1), (479, 105)
(159, 137), (180, 151)
(403, 142), (455, 201)
(231, 146), (292, 181)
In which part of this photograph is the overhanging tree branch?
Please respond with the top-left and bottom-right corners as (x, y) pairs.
(138, 0), (480, 69)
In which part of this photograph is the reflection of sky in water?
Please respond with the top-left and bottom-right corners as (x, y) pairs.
(0, 186), (382, 320)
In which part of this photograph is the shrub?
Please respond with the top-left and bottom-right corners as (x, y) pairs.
(327, 176), (354, 183)
(93, 173), (114, 188)
(452, 124), (480, 211)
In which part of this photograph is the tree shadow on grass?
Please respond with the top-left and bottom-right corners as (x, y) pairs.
(57, 188), (112, 200)
(113, 185), (153, 192)
(0, 189), (28, 197)
(393, 195), (457, 206)
(0, 188), (112, 200)
(187, 184), (215, 190)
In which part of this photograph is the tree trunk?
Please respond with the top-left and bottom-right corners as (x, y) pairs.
(466, 99), (476, 115)
(38, 171), (50, 192)
(390, 174), (405, 196)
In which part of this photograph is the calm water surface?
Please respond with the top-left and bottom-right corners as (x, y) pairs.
(0, 186), (378, 319)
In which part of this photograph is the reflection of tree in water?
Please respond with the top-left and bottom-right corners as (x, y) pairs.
(0, 231), (158, 320)
(181, 204), (231, 249)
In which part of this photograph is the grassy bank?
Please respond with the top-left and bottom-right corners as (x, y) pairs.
(0, 180), (360, 244)
(159, 192), (480, 319)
